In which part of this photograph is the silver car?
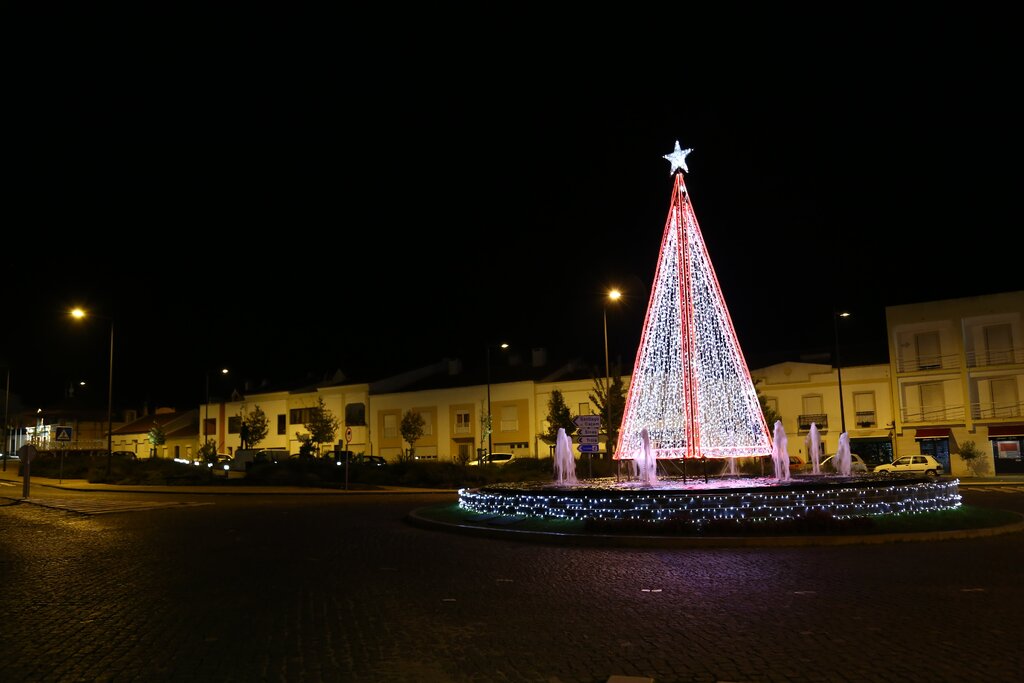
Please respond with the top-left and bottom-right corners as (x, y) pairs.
(819, 452), (869, 474)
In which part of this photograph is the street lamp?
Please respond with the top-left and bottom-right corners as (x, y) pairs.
(204, 368), (229, 459)
(603, 288), (622, 465)
(71, 307), (114, 476)
(833, 311), (851, 434)
(485, 343), (508, 464)
(2, 366), (9, 472)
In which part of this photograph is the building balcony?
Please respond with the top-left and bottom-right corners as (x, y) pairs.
(797, 414), (828, 432)
(895, 352), (961, 373)
(855, 411), (876, 428)
(965, 346), (1024, 368)
(900, 405), (966, 423)
(971, 401), (1024, 420)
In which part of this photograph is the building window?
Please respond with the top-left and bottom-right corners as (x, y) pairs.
(345, 403), (366, 426)
(500, 406), (518, 432)
(277, 414), (286, 435)
(383, 414), (398, 439)
(765, 397), (778, 415)
(204, 418), (216, 436)
(455, 411), (471, 434)
(984, 324), (1013, 365)
(854, 392), (876, 428)
(578, 403), (592, 415)
(228, 416), (241, 434)
(418, 410), (433, 436)
(290, 408), (314, 424)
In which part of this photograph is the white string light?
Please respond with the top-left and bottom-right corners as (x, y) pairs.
(617, 165), (771, 461)
(458, 479), (962, 526)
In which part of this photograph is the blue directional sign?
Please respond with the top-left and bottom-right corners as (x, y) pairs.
(577, 444), (601, 453)
(578, 436), (600, 445)
(54, 426), (73, 442)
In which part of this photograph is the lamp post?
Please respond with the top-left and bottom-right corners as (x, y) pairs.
(71, 308), (114, 477)
(603, 289), (621, 470)
(2, 366), (8, 472)
(833, 311), (851, 434)
(204, 368), (229, 460)
(485, 343), (508, 464)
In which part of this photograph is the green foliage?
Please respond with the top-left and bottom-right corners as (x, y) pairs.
(241, 404), (269, 448)
(540, 389), (576, 445)
(302, 397), (340, 454)
(755, 378), (782, 427)
(147, 423), (166, 447)
(197, 439), (217, 463)
(959, 440), (982, 461)
(589, 365), (626, 457)
(400, 410), (426, 461)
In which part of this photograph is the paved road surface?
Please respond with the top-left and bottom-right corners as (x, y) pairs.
(0, 483), (1020, 682)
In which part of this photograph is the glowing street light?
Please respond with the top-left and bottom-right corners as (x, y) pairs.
(603, 288), (622, 464)
(204, 367), (230, 460)
(834, 311), (851, 434)
(485, 343), (509, 464)
(70, 307), (114, 476)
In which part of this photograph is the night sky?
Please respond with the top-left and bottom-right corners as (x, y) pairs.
(5, 22), (1021, 412)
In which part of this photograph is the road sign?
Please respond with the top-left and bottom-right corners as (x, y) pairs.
(578, 436), (600, 445)
(54, 427), (73, 442)
(577, 444), (601, 453)
(574, 415), (601, 428)
(345, 427), (352, 442)
(577, 427), (599, 437)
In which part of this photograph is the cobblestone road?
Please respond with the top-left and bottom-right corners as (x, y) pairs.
(0, 489), (1021, 682)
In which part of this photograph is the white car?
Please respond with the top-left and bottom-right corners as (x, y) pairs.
(818, 452), (868, 474)
(874, 454), (945, 477)
(468, 452), (517, 466)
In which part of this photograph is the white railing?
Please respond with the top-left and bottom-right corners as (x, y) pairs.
(965, 346), (1024, 368)
(971, 401), (1024, 420)
(896, 352), (961, 373)
(901, 405), (966, 423)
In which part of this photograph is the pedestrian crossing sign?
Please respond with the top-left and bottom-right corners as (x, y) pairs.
(55, 426), (73, 442)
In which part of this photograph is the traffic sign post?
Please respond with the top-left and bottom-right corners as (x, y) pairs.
(54, 426), (73, 442)
(573, 415), (603, 478)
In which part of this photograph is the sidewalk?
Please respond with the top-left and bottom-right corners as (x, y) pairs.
(0, 470), (458, 497)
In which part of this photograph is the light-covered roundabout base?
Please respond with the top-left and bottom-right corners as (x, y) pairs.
(458, 475), (962, 527)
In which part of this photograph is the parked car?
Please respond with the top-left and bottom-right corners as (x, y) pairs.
(350, 455), (387, 467)
(874, 454), (945, 477)
(111, 450), (138, 460)
(468, 452), (516, 466)
(818, 452), (869, 474)
(254, 447), (289, 464)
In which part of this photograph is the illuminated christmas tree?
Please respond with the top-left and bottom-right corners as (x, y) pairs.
(615, 142), (772, 461)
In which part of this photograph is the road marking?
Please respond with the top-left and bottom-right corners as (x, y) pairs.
(962, 486), (1024, 493)
(20, 498), (213, 515)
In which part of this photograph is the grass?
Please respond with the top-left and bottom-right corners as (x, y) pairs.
(418, 502), (1022, 538)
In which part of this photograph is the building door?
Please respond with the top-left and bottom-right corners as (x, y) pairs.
(919, 439), (950, 473)
(915, 332), (941, 369)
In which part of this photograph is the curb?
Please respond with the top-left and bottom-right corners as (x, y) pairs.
(406, 506), (1024, 549)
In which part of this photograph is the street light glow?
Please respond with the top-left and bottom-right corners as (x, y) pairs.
(608, 289), (622, 301)
(838, 311), (851, 318)
(71, 307), (86, 319)
(221, 368), (229, 375)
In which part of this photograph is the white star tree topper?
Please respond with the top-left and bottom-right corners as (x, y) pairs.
(663, 141), (693, 174)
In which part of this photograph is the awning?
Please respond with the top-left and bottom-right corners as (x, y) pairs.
(988, 425), (1024, 437)
(915, 428), (951, 439)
